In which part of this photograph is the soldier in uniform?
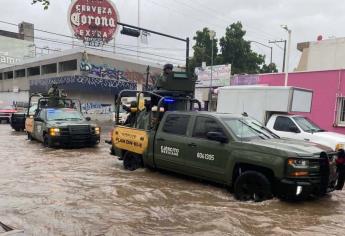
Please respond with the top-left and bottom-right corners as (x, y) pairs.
(48, 83), (60, 97)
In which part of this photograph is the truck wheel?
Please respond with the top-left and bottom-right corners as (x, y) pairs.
(43, 134), (52, 148)
(234, 171), (272, 202)
(123, 152), (143, 171)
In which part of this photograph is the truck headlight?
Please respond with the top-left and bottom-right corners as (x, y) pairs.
(94, 127), (100, 135)
(287, 159), (309, 168)
(336, 143), (344, 151)
(49, 128), (60, 136)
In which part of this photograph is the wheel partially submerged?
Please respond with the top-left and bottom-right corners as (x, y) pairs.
(234, 171), (273, 202)
(123, 152), (143, 171)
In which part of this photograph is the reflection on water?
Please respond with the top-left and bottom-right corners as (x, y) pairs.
(1, 124), (345, 235)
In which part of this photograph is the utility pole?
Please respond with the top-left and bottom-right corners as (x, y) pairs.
(208, 30), (216, 111)
(249, 40), (273, 64)
(269, 39), (287, 72)
(145, 65), (150, 91)
(281, 25), (292, 86)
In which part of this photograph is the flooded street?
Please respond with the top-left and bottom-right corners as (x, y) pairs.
(1, 124), (345, 236)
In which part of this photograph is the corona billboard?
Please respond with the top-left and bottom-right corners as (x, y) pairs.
(68, 0), (119, 47)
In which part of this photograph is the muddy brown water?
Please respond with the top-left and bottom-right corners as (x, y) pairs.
(1, 124), (345, 236)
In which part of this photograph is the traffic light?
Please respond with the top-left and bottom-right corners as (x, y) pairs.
(120, 27), (140, 37)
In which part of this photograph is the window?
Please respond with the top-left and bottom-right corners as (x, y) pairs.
(293, 116), (323, 133)
(162, 115), (190, 135)
(337, 97), (345, 126)
(273, 116), (299, 132)
(4, 71), (13, 79)
(15, 69), (26, 78)
(59, 60), (77, 72)
(193, 116), (225, 139)
(27, 66), (40, 76)
(42, 63), (57, 74)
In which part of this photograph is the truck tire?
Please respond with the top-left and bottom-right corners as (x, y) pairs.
(123, 152), (143, 171)
(234, 171), (272, 202)
(43, 134), (53, 148)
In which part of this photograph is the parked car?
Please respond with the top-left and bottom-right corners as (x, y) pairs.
(0, 104), (16, 123)
(217, 86), (345, 151)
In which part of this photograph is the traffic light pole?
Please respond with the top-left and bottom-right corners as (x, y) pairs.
(117, 22), (190, 73)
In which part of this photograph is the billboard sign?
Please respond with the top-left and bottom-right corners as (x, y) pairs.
(194, 64), (231, 88)
(0, 36), (33, 68)
(68, 0), (119, 47)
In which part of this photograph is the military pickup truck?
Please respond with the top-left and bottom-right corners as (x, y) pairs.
(26, 96), (100, 148)
(112, 110), (344, 201)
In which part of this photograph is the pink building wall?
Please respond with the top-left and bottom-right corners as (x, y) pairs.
(258, 70), (345, 134)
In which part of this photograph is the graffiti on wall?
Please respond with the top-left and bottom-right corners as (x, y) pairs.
(30, 75), (137, 95)
(231, 74), (260, 86)
(81, 102), (112, 114)
(80, 59), (160, 84)
(80, 60), (128, 80)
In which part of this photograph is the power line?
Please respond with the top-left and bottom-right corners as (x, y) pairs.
(174, 0), (279, 40)
(0, 20), (185, 62)
(33, 36), (185, 62)
(0, 20), (185, 52)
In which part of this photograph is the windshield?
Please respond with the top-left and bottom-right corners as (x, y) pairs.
(222, 117), (278, 141)
(293, 116), (324, 133)
(47, 108), (84, 121)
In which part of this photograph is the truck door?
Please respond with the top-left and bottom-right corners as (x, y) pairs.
(154, 114), (191, 172)
(271, 116), (305, 140)
(33, 110), (45, 141)
(185, 116), (230, 182)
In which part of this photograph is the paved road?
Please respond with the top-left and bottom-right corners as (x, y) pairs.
(1, 124), (345, 235)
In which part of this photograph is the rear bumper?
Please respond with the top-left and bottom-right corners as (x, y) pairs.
(49, 134), (100, 147)
(10, 117), (26, 130)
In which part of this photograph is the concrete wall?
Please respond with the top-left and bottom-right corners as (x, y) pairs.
(296, 38), (345, 71)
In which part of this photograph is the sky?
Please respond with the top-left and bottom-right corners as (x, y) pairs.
(1, 0), (345, 71)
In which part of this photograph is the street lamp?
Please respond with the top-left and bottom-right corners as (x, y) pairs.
(208, 30), (216, 111)
(281, 25), (291, 86)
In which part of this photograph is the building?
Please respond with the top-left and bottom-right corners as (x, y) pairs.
(0, 22), (35, 69)
(296, 37), (345, 72)
(0, 48), (162, 114)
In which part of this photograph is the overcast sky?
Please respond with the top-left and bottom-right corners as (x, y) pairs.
(1, 0), (345, 71)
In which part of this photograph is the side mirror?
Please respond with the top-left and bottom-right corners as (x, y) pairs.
(206, 131), (228, 143)
(34, 117), (43, 122)
(85, 117), (91, 121)
(289, 126), (300, 133)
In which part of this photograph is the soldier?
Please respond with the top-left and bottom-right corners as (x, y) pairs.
(48, 83), (59, 97)
(155, 64), (174, 90)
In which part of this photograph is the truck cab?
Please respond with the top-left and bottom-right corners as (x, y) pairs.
(266, 114), (345, 151)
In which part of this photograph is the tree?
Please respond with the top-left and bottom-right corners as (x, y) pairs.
(189, 22), (275, 75)
(260, 63), (278, 73)
(31, 0), (50, 10)
(219, 22), (266, 74)
(188, 27), (219, 75)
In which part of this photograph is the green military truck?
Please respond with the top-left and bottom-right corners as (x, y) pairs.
(26, 95), (100, 148)
(111, 65), (344, 201)
(113, 110), (343, 201)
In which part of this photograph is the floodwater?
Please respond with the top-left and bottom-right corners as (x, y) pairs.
(1, 124), (345, 236)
